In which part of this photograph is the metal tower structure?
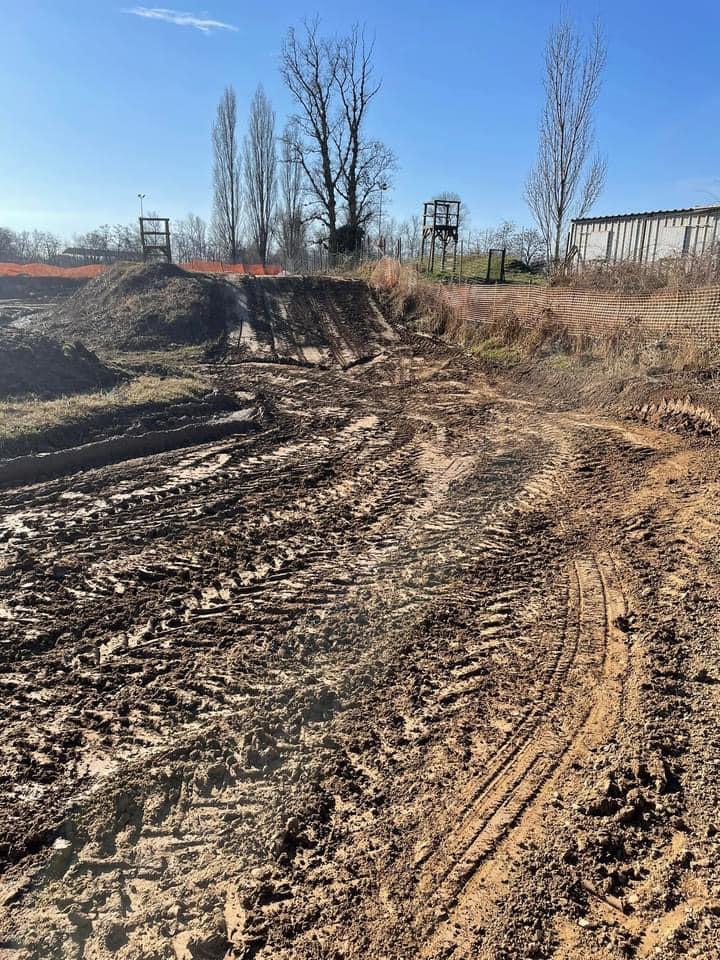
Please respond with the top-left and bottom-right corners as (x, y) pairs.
(420, 199), (461, 273)
(139, 217), (172, 263)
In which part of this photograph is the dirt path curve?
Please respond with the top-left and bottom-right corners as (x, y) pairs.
(1, 337), (719, 960)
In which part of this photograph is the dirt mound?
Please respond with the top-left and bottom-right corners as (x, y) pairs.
(43, 262), (230, 351)
(38, 267), (400, 364)
(0, 328), (121, 399)
(228, 275), (399, 366)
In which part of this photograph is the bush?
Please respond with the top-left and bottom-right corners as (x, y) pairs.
(506, 258), (533, 274)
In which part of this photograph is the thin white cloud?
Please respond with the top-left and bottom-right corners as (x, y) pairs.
(124, 7), (238, 34)
(676, 176), (720, 200)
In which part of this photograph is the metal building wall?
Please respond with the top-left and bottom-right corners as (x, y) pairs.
(570, 208), (720, 265)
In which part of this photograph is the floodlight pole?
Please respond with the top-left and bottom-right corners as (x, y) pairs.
(378, 182), (388, 248)
(137, 193), (146, 218)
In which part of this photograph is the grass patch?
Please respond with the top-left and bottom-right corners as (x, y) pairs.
(102, 345), (208, 370)
(422, 253), (545, 286)
(548, 353), (581, 369)
(469, 337), (524, 366)
(0, 374), (210, 453)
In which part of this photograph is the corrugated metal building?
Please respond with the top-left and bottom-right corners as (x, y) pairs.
(569, 204), (720, 265)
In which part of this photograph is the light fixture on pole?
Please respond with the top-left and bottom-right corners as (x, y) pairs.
(137, 193), (146, 218)
(378, 182), (388, 240)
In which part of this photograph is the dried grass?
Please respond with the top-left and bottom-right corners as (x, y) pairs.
(370, 258), (456, 336)
(369, 256), (720, 376)
(0, 374), (209, 451)
(556, 249), (720, 295)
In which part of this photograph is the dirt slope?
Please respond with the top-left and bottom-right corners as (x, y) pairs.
(2, 338), (720, 959)
(42, 262), (231, 351)
(0, 328), (121, 399)
(38, 267), (399, 366)
(227, 275), (399, 366)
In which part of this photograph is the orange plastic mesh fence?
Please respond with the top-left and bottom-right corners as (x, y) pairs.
(442, 283), (720, 343)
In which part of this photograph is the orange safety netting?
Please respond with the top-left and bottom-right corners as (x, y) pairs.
(0, 261), (283, 278)
(0, 262), (106, 278)
(181, 260), (283, 275)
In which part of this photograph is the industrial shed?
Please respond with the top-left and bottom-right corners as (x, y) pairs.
(569, 204), (720, 265)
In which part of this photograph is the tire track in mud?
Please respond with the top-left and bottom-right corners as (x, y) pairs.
(0, 347), (654, 960)
(419, 552), (630, 959)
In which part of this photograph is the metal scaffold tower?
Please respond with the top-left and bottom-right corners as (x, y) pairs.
(420, 199), (461, 273)
(139, 217), (172, 262)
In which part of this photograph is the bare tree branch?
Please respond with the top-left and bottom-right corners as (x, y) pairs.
(281, 18), (341, 252)
(525, 19), (607, 268)
(244, 85), (278, 266)
(278, 122), (307, 268)
(212, 86), (242, 263)
(280, 19), (395, 256)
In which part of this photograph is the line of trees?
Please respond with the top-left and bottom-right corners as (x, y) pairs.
(210, 18), (396, 265)
(0, 227), (64, 263)
(3, 16), (606, 274)
(1, 18), (395, 270)
(0, 223), (144, 265)
(372, 214), (544, 268)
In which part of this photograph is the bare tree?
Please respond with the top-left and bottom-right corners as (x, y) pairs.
(39, 231), (62, 261)
(525, 19), (606, 268)
(244, 85), (277, 266)
(174, 213), (207, 262)
(278, 122), (306, 268)
(14, 230), (32, 260)
(0, 228), (17, 260)
(512, 226), (544, 267)
(398, 215), (421, 259)
(212, 86), (242, 263)
(110, 223), (142, 258)
(280, 18), (395, 256)
(281, 20), (341, 253)
(492, 219), (517, 250)
(334, 26), (396, 249)
(186, 214), (207, 260)
(0, 227), (64, 263)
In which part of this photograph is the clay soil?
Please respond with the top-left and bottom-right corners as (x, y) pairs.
(1, 332), (720, 960)
(42, 263), (230, 352)
(0, 330), (121, 401)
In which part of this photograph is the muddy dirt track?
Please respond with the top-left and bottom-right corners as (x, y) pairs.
(1, 334), (720, 959)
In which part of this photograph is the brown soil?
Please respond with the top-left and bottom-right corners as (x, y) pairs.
(0, 275), (88, 302)
(0, 391), (243, 461)
(40, 262), (231, 351)
(227, 275), (399, 367)
(1, 332), (720, 960)
(36, 267), (397, 369)
(0, 329), (121, 400)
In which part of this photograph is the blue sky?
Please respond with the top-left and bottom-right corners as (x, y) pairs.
(2, 0), (719, 240)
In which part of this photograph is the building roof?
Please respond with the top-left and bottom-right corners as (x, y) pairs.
(572, 204), (720, 225)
